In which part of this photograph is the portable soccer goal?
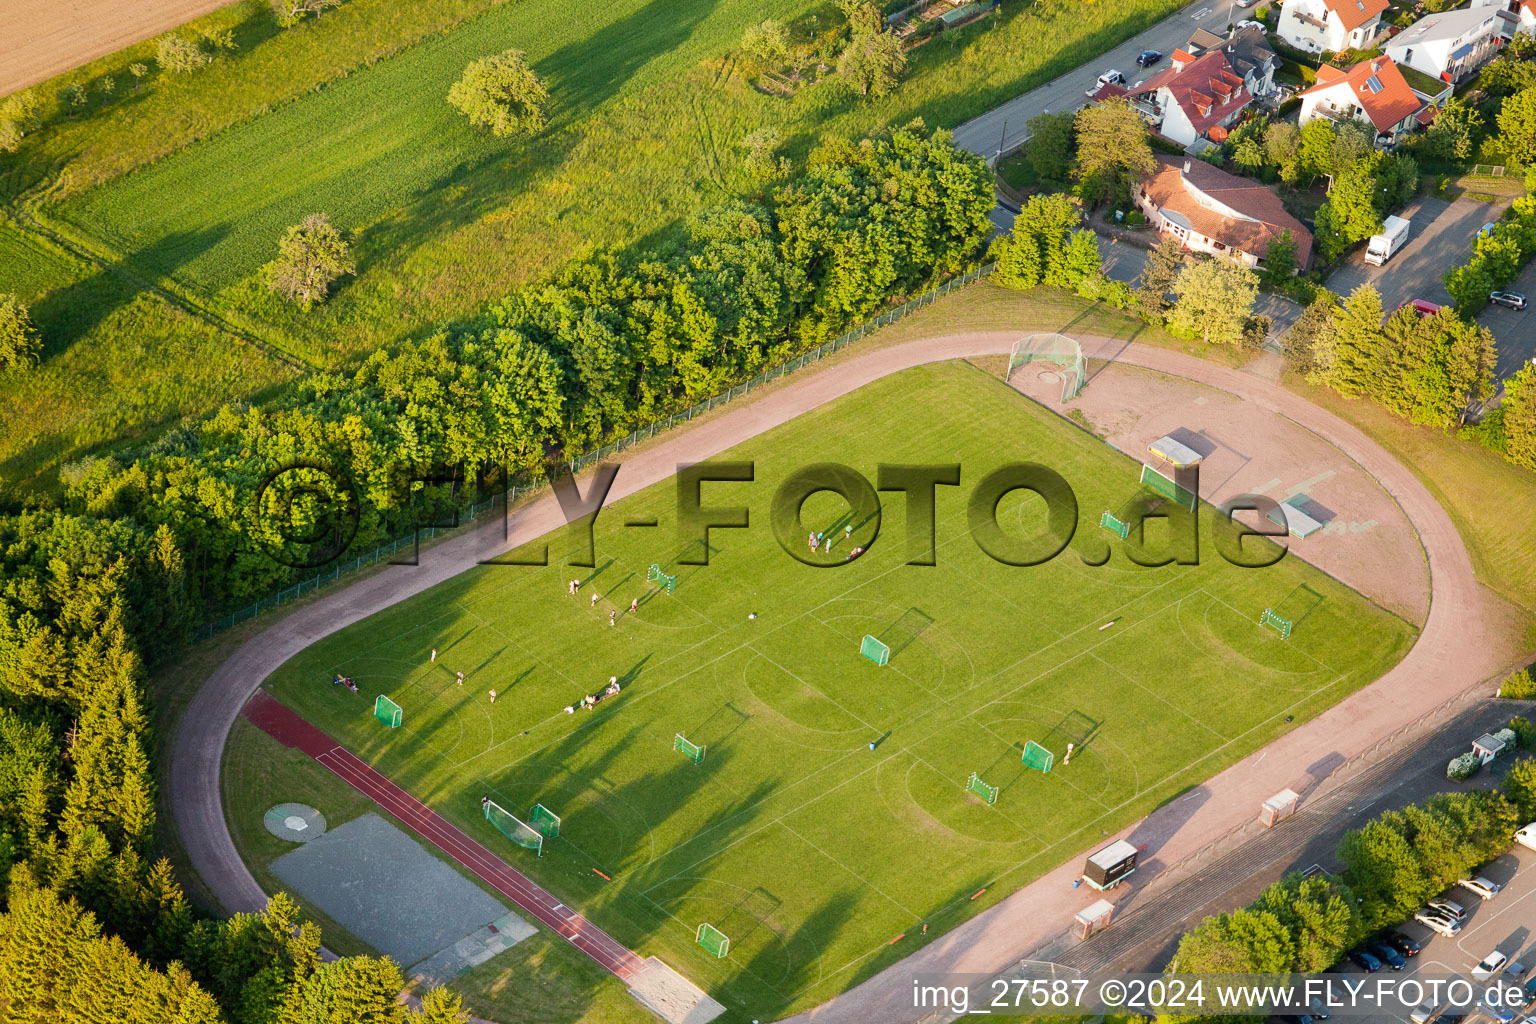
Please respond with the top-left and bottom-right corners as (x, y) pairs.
(1259, 607), (1293, 640)
(647, 563), (677, 594)
(966, 772), (998, 805)
(1099, 511), (1130, 540)
(1006, 333), (1087, 402)
(530, 803), (561, 839)
(373, 695), (402, 728)
(1022, 740), (1054, 774)
(484, 799), (543, 856)
(696, 923), (730, 958)
(860, 634), (891, 667)
(674, 733), (705, 764)
(1139, 463), (1197, 513)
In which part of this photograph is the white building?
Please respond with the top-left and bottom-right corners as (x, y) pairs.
(1385, 5), (1515, 84)
(1470, 0), (1536, 37)
(1298, 56), (1426, 147)
(1278, 0), (1389, 53)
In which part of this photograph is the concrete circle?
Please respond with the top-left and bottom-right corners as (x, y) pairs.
(264, 802), (326, 842)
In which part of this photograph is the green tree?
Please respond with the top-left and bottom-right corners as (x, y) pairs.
(837, 29), (906, 97)
(741, 19), (790, 67)
(127, 62), (148, 89)
(1073, 99), (1155, 206)
(1297, 118), (1336, 182)
(1504, 757), (1536, 823)
(1169, 258), (1259, 345)
(156, 33), (211, 73)
(1498, 85), (1536, 166)
(1264, 121), (1302, 182)
(0, 294), (41, 371)
(1287, 291), (1339, 378)
(416, 987), (470, 1024)
(1504, 366), (1536, 472)
(262, 213), (356, 307)
(1256, 873), (1361, 972)
(1173, 906), (1295, 973)
(992, 193), (1090, 290)
(270, 0), (343, 27)
(1023, 111), (1075, 183)
(1420, 97), (1483, 161)
(1136, 236), (1185, 322)
(1445, 259), (1496, 314)
(1324, 284), (1386, 396)
(1313, 160), (1383, 263)
(448, 49), (549, 137)
(1262, 229), (1298, 286)
(836, 0), (883, 34)
(1482, 57), (1536, 99)
(1328, 120), (1373, 176)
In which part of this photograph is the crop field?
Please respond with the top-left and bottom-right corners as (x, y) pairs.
(264, 362), (1415, 1018)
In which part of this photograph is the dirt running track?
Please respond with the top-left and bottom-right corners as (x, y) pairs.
(1, 0), (232, 97)
(169, 333), (1508, 1022)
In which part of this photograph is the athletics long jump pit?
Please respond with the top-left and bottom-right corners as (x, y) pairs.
(271, 811), (533, 968)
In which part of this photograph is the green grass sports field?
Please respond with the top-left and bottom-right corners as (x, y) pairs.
(265, 361), (1415, 1017)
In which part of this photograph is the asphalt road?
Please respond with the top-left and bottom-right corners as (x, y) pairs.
(1481, 258), (1536, 382)
(951, 0), (1251, 159)
(1325, 196), (1506, 317)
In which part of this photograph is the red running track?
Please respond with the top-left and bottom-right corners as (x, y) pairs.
(242, 690), (648, 981)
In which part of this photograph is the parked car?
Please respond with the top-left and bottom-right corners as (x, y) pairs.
(1368, 942), (1407, 970)
(1459, 875), (1504, 900)
(1481, 222), (1499, 238)
(1490, 291), (1528, 310)
(1136, 49), (1163, 67)
(1235, 19), (1265, 30)
(1428, 897), (1466, 920)
(1407, 299), (1443, 318)
(1474, 950), (1509, 981)
(1517, 823), (1536, 851)
(1348, 948), (1383, 972)
(1410, 1002), (1442, 1024)
(1388, 931), (1423, 956)
(1088, 69), (1126, 95)
(1439, 1014), (1466, 1024)
(1414, 908), (1462, 937)
(1236, 0), (1260, 7)
(1307, 995), (1331, 1020)
(1479, 989), (1519, 1023)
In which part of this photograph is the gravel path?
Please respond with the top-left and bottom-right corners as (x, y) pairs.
(169, 332), (1505, 1022)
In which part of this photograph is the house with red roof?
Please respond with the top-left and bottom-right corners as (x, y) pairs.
(1297, 56), (1428, 146)
(1278, 0), (1389, 53)
(1125, 49), (1254, 148)
(1135, 156), (1314, 270)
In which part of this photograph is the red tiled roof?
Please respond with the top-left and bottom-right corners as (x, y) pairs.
(1298, 56), (1422, 133)
(1321, 0), (1389, 33)
(1140, 155), (1314, 269)
(1130, 50), (1252, 136)
(1090, 81), (1129, 102)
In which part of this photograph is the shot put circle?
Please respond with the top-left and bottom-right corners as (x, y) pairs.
(264, 803), (327, 842)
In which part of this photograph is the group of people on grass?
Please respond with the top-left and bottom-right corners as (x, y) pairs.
(564, 676), (622, 714)
(330, 674), (358, 692)
(809, 528), (864, 561)
(568, 576), (646, 625)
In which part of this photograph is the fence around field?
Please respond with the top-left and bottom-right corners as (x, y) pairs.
(193, 262), (996, 641)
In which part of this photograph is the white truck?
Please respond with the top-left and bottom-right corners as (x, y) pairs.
(1364, 215), (1410, 266)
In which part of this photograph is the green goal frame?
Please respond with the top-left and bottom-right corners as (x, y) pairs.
(696, 923), (730, 958)
(1099, 511), (1130, 539)
(484, 799), (543, 856)
(674, 733), (705, 764)
(530, 803), (561, 839)
(647, 563), (677, 594)
(860, 634), (890, 667)
(966, 772), (998, 805)
(1139, 463), (1196, 512)
(373, 695), (402, 728)
(1006, 333), (1086, 402)
(1260, 608), (1293, 640)
(1022, 740), (1054, 774)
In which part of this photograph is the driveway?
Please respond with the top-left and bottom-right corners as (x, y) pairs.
(951, 0), (1251, 159)
(1325, 196), (1507, 314)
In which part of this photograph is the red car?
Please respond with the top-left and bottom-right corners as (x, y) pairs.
(1406, 299), (1441, 318)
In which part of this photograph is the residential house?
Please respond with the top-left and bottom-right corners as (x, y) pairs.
(1297, 56), (1426, 146)
(1385, 5), (1514, 84)
(1469, 0), (1536, 37)
(1278, 0), (1389, 53)
(1179, 25), (1281, 102)
(1136, 155), (1314, 270)
(1125, 49), (1253, 148)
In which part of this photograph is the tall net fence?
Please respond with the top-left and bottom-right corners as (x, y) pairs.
(485, 800), (543, 856)
(1006, 333), (1086, 403)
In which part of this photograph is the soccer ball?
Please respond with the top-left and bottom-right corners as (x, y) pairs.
(748, 612), (757, 620)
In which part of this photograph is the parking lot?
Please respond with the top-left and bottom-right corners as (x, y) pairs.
(1481, 258), (1536, 381)
(1329, 843), (1536, 1022)
(1325, 196), (1504, 314)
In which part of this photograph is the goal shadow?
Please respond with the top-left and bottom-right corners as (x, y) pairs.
(876, 608), (935, 660)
